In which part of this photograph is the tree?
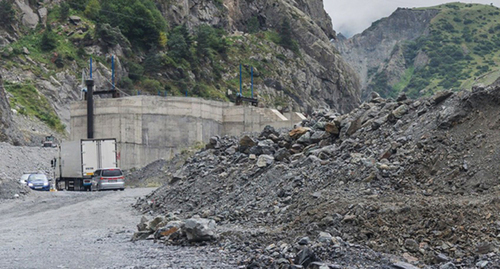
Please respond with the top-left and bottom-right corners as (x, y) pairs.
(99, 0), (168, 49)
(84, 0), (100, 20)
(0, 0), (15, 26)
(167, 26), (192, 61)
(143, 47), (161, 75)
(195, 24), (227, 58)
(279, 18), (299, 53)
(40, 26), (57, 51)
(60, 2), (70, 22)
(68, 0), (88, 11)
(247, 16), (260, 34)
(158, 32), (167, 48)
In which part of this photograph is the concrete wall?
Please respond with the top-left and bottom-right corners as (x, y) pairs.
(70, 96), (304, 169)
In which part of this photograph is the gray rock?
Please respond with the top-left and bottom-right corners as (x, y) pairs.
(397, 93), (407, 102)
(392, 261), (420, 269)
(274, 148), (290, 162)
(437, 106), (467, 129)
(435, 253), (450, 263)
(294, 247), (318, 268)
(310, 131), (327, 143)
(69, 16), (82, 25)
(404, 238), (419, 252)
(476, 261), (489, 268)
(137, 216), (149, 231)
(239, 135), (256, 152)
(391, 104), (408, 119)
(154, 220), (183, 240)
(298, 236), (310, 245)
(260, 125), (279, 139)
(131, 231), (151, 241)
(257, 154), (274, 168)
(308, 262), (336, 269)
(38, 7), (48, 24)
(317, 232), (333, 244)
(15, 0), (39, 29)
(433, 90), (454, 104)
(183, 217), (217, 242)
(439, 262), (457, 269)
(325, 122), (339, 135)
(297, 132), (311, 144)
(476, 242), (495, 254)
(148, 216), (165, 231)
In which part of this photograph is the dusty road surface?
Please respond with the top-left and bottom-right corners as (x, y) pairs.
(0, 188), (238, 269)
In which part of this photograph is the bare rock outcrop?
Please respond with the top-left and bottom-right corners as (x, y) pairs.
(334, 8), (440, 100)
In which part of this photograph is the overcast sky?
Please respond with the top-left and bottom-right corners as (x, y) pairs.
(324, 0), (500, 37)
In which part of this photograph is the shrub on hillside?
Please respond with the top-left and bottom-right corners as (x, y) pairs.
(40, 26), (58, 51)
(0, 0), (15, 26)
(98, 0), (167, 49)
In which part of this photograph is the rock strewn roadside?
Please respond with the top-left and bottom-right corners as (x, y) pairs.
(133, 85), (500, 267)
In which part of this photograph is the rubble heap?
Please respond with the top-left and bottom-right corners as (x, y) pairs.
(134, 86), (500, 268)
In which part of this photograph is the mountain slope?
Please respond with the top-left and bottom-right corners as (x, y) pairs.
(335, 2), (500, 100)
(0, 0), (360, 145)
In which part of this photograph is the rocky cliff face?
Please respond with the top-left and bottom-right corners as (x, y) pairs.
(0, 75), (16, 144)
(157, 0), (360, 113)
(0, 0), (361, 146)
(334, 8), (440, 100)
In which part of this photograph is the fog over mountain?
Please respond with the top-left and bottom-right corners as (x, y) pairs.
(325, 0), (500, 37)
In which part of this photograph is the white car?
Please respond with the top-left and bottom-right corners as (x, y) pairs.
(19, 172), (35, 185)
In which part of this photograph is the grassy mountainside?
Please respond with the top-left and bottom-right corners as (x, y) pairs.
(336, 2), (500, 100)
(371, 3), (500, 98)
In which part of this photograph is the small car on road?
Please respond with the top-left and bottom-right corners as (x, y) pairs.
(27, 173), (50, 191)
(92, 168), (125, 191)
(19, 171), (38, 185)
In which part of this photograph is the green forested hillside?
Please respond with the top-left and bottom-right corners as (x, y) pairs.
(369, 3), (500, 98)
(0, 0), (308, 103)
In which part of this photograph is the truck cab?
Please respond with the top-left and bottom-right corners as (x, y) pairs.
(42, 135), (57, 148)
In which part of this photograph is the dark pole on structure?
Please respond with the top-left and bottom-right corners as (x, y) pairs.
(86, 79), (94, 139)
(239, 64), (242, 95)
(112, 55), (115, 90)
(251, 66), (254, 98)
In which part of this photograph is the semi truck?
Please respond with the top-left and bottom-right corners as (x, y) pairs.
(53, 138), (118, 191)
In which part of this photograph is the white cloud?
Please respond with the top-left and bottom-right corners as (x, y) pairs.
(324, 0), (500, 37)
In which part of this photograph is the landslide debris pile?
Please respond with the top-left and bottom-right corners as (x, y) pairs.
(135, 86), (500, 268)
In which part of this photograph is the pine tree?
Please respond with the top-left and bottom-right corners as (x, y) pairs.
(0, 0), (15, 25)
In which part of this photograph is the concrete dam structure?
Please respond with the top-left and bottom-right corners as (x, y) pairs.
(70, 96), (306, 169)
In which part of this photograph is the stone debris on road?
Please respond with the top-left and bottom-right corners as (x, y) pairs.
(133, 85), (500, 268)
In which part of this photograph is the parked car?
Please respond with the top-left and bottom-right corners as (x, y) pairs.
(19, 171), (37, 185)
(27, 173), (51, 191)
(92, 168), (125, 191)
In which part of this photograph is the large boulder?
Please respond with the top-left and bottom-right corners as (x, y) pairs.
(183, 217), (217, 242)
(15, 0), (39, 29)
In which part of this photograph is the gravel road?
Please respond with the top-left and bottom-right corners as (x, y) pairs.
(0, 188), (239, 269)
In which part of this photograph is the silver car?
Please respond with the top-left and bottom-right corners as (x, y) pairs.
(92, 168), (125, 191)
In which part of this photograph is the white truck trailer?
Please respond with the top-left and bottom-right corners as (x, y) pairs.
(54, 138), (118, 191)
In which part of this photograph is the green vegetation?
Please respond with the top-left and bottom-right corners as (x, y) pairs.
(0, 0), (306, 132)
(4, 81), (66, 133)
(0, 0), (15, 26)
(40, 25), (58, 51)
(247, 16), (260, 34)
(370, 3), (500, 98)
(98, 0), (167, 49)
